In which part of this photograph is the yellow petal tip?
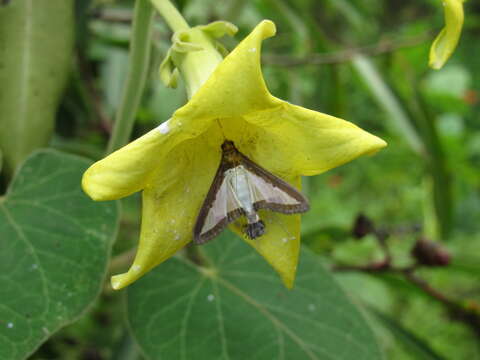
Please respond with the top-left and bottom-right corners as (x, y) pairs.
(368, 135), (388, 154)
(110, 273), (132, 290)
(281, 275), (295, 290)
(111, 278), (122, 290)
(111, 264), (146, 290)
(258, 19), (276, 39)
(81, 167), (102, 201)
(81, 166), (114, 201)
(353, 130), (387, 158)
(428, 57), (444, 70)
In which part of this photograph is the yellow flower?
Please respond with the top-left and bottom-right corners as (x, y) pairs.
(429, 0), (465, 70)
(82, 20), (386, 290)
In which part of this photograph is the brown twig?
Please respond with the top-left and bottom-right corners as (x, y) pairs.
(263, 32), (433, 67)
(335, 261), (480, 337)
(334, 214), (480, 338)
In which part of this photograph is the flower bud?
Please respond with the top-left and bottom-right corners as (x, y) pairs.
(411, 237), (451, 266)
(352, 214), (374, 239)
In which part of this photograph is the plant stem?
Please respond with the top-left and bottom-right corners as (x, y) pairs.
(150, 0), (189, 32)
(106, 0), (154, 154)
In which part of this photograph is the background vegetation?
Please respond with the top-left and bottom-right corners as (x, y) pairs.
(1, 0), (479, 359)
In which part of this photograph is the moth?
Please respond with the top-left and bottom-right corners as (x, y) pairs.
(193, 140), (309, 244)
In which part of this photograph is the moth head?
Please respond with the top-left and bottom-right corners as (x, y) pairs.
(221, 140), (239, 162)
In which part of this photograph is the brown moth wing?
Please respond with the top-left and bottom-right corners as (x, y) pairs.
(237, 151), (310, 214)
(195, 208), (245, 245)
(193, 161), (245, 244)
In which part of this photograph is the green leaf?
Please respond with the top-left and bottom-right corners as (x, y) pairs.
(0, 0), (74, 177)
(0, 150), (119, 360)
(127, 232), (382, 360)
(367, 307), (447, 360)
(351, 55), (426, 157)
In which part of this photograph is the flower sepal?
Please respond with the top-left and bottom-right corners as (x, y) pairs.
(159, 21), (238, 96)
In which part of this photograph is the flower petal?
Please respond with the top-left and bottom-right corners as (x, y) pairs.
(111, 133), (221, 289)
(241, 101), (387, 178)
(229, 176), (302, 288)
(173, 20), (280, 122)
(429, 0), (464, 70)
(82, 117), (202, 201)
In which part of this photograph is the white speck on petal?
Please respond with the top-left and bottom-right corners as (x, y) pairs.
(7, 322), (13, 329)
(157, 120), (170, 134)
(248, 47), (257, 53)
(282, 238), (288, 243)
(132, 265), (141, 272)
(112, 282), (120, 289)
(207, 294), (215, 302)
(174, 233), (181, 241)
(308, 304), (316, 312)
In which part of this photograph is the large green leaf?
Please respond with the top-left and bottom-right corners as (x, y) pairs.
(127, 233), (382, 360)
(0, 0), (74, 177)
(0, 150), (119, 360)
(367, 307), (446, 360)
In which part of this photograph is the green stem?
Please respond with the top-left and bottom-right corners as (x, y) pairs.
(106, 0), (154, 154)
(150, 0), (189, 32)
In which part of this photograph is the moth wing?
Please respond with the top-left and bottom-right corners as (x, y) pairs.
(240, 155), (309, 214)
(193, 169), (244, 244)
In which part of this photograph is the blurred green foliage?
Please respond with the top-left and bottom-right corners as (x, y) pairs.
(9, 0), (478, 358)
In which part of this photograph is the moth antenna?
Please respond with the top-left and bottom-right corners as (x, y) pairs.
(216, 119), (227, 140)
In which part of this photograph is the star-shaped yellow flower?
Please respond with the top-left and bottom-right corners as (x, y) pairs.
(429, 0), (465, 70)
(82, 20), (386, 290)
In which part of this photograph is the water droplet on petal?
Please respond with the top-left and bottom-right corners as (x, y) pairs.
(157, 120), (171, 134)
